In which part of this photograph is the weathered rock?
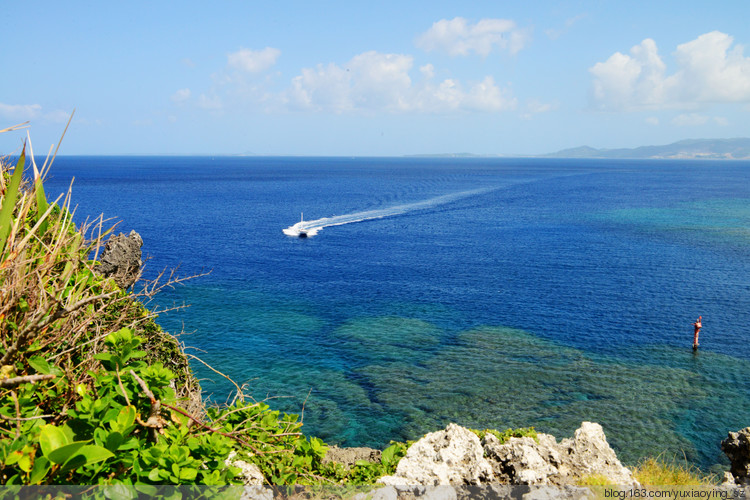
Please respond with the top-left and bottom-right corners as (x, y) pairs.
(378, 423), (493, 486)
(96, 230), (143, 288)
(558, 422), (637, 485)
(380, 422), (635, 488)
(483, 434), (561, 485)
(721, 427), (750, 485)
(324, 445), (381, 467)
(485, 422), (637, 486)
(226, 451), (265, 486)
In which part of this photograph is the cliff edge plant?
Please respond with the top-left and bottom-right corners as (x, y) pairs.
(0, 125), (390, 486)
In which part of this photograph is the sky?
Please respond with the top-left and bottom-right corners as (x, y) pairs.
(2, 1), (750, 156)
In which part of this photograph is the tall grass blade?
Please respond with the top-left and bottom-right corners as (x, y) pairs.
(27, 132), (50, 235)
(0, 143), (26, 253)
(0, 121), (30, 134)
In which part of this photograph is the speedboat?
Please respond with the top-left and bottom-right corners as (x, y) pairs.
(298, 213), (308, 238)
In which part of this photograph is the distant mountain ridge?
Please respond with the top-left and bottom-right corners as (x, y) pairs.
(545, 138), (750, 160)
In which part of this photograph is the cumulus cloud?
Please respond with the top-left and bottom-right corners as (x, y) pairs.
(416, 17), (529, 57)
(590, 31), (750, 111)
(227, 47), (281, 73)
(170, 88), (191, 104)
(284, 51), (515, 114)
(419, 64), (435, 79)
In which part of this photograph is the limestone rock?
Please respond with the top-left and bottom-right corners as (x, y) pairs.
(226, 451), (265, 486)
(381, 422), (635, 488)
(324, 445), (381, 467)
(486, 421), (637, 486)
(556, 421), (637, 486)
(483, 434), (562, 485)
(378, 423), (493, 486)
(721, 427), (750, 485)
(96, 230), (143, 288)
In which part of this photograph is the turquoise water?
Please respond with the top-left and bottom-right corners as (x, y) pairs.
(46, 156), (750, 469)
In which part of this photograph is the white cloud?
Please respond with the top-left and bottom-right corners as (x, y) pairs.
(42, 110), (72, 124)
(671, 113), (709, 126)
(590, 38), (666, 110)
(590, 31), (750, 111)
(0, 103), (70, 124)
(526, 99), (556, 114)
(0, 103), (42, 120)
(671, 113), (730, 127)
(668, 31), (750, 103)
(284, 51), (515, 114)
(520, 99), (556, 120)
(419, 64), (435, 79)
(227, 47), (281, 73)
(545, 14), (587, 40)
(287, 62), (355, 113)
(416, 17), (529, 57)
(714, 116), (729, 126)
(645, 116), (659, 126)
(198, 93), (222, 110)
(464, 76), (514, 111)
(170, 88), (191, 104)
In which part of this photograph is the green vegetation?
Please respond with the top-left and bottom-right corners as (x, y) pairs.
(632, 457), (716, 486)
(470, 427), (538, 444)
(576, 474), (616, 486)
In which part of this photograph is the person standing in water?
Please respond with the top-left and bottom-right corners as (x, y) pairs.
(692, 316), (702, 350)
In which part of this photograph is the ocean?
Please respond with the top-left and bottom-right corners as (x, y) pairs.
(44, 156), (750, 470)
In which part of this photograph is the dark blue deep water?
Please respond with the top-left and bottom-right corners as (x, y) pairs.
(45, 156), (750, 470)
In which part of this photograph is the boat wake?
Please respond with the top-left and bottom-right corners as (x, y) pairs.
(283, 187), (493, 237)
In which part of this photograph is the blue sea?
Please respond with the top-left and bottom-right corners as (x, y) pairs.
(45, 156), (750, 470)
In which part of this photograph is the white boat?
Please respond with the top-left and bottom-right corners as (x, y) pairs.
(298, 213), (308, 238)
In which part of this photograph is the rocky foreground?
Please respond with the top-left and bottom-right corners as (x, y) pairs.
(235, 422), (750, 499)
(377, 422), (635, 487)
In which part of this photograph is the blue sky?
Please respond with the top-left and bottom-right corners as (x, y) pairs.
(2, 1), (750, 156)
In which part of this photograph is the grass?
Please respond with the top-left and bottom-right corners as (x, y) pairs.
(632, 456), (716, 486)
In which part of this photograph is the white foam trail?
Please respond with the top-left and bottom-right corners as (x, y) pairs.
(283, 187), (492, 237)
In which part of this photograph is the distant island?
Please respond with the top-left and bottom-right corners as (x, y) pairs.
(407, 138), (750, 160)
(543, 138), (750, 160)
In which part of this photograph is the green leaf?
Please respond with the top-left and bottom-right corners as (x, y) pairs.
(59, 445), (115, 474)
(47, 441), (86, 465)
(381, 444), (400, 466)
(75, 444), (115, 465)
(115, 405), (136, 431)
(0, 145), (26, 252)
(4, 450), (22, 466)
(39, 424), (70, 459)
(28, 356), (51, 375)
(101, 484), (138, 500)
(105, 431), (124, 452)
(28, 456), (50, 485)
(148, 468), (162, 482)
(179, 467), (197, 481)
(33, 171), (49, 236)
